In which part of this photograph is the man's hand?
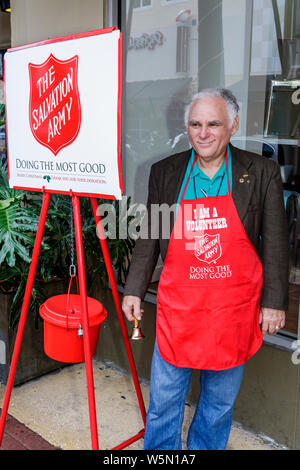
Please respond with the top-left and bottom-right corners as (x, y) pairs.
(259, 307), (285, 336)
(122, 295), (143, 322)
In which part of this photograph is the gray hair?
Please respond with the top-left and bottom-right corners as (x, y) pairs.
(184, 88), (240, 128)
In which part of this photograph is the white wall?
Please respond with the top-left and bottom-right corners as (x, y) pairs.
(10, 0), (104, 47)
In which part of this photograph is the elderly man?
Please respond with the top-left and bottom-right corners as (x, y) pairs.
(122, 88), (289, 450)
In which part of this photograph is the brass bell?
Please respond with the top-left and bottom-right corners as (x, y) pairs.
(130, 316), (145, 341)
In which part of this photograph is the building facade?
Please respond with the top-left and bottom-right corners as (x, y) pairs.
(0, 0), (300, 449)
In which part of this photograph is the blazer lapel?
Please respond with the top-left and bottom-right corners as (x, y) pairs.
(230, 144), (256, 222)
(164, 149), (191, 206)
(164, 145), (256, 223)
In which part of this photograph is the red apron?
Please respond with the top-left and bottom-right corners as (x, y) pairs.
(156, 153), (263, 370)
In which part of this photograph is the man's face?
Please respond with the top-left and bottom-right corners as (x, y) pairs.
(187, 95), (239, 162)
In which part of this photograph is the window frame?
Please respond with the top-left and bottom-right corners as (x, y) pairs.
(110, 0), (300, 354)
(133, 0), (153, 11)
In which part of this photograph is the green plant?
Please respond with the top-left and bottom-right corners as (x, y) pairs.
(0, 160), (138, 330)
(0, 161), (50, 328)
(83, 197), (141, 291)
(0, 103), (5, 126)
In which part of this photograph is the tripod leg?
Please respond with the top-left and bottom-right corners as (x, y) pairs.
(72, 195), (99, 450)
(0, 191), (51, 446)
(90, 197), (147, 426)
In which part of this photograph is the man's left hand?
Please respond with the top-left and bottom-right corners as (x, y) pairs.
(259, 307), (285, 336)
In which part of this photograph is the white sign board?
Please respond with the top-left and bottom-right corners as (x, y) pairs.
(4, 28), (123, 199)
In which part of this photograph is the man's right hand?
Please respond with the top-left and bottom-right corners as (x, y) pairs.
(122, 295), (143, 322)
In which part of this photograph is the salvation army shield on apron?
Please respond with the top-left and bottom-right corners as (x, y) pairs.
(156, 152), (263, 370)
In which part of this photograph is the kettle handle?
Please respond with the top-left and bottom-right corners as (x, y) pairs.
(65, 274), (79, 329)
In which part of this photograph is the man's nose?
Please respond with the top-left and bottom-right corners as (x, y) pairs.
(199, 125), (210, 139)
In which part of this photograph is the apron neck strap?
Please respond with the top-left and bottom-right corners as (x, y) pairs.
(181, 149), (231, 202)
(224, 150), (231, 195)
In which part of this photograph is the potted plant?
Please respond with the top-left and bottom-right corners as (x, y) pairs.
(0, 156), (138, 384)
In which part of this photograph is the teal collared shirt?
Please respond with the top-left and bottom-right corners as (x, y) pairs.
(176, 145), (233, 210)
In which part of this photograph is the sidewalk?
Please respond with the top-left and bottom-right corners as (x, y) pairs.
(0, 360), (286, 451)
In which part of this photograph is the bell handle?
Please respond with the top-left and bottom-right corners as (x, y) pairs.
(130, 315), (145, 340)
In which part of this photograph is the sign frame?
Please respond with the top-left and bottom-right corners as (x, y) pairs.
(4, 27), (123, 200)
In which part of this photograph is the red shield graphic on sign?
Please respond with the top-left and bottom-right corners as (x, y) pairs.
(28, 54), (81, 155)
(194, 233), (222, 264)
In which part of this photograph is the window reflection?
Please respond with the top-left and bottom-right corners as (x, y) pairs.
(125, 0), (300, 335)
(133, 0), (152, 9)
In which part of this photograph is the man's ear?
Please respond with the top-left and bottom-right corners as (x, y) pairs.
(231, 114), (239, 136)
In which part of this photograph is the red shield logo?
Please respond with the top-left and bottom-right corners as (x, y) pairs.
(28, 54), (81, 155)
(194, 233), (222, 264)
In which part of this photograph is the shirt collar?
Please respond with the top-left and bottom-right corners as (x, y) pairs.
(191, 145), (230, 181)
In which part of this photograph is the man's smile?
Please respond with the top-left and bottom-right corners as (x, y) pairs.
(198, 141), (215, 146)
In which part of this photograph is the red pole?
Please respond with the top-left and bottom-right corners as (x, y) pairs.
(0, 191), (51, 446)
(72, 195), (99, 450)
(112, 429), (145, 450)
(90, 197), (147, 427)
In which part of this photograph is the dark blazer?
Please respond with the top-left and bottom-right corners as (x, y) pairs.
(124, 144), (289, 311)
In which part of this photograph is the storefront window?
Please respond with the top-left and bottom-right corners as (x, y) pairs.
(123, 0), (300, 347)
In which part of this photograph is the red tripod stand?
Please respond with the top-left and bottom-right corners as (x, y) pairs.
(0, 191), (146, 450)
